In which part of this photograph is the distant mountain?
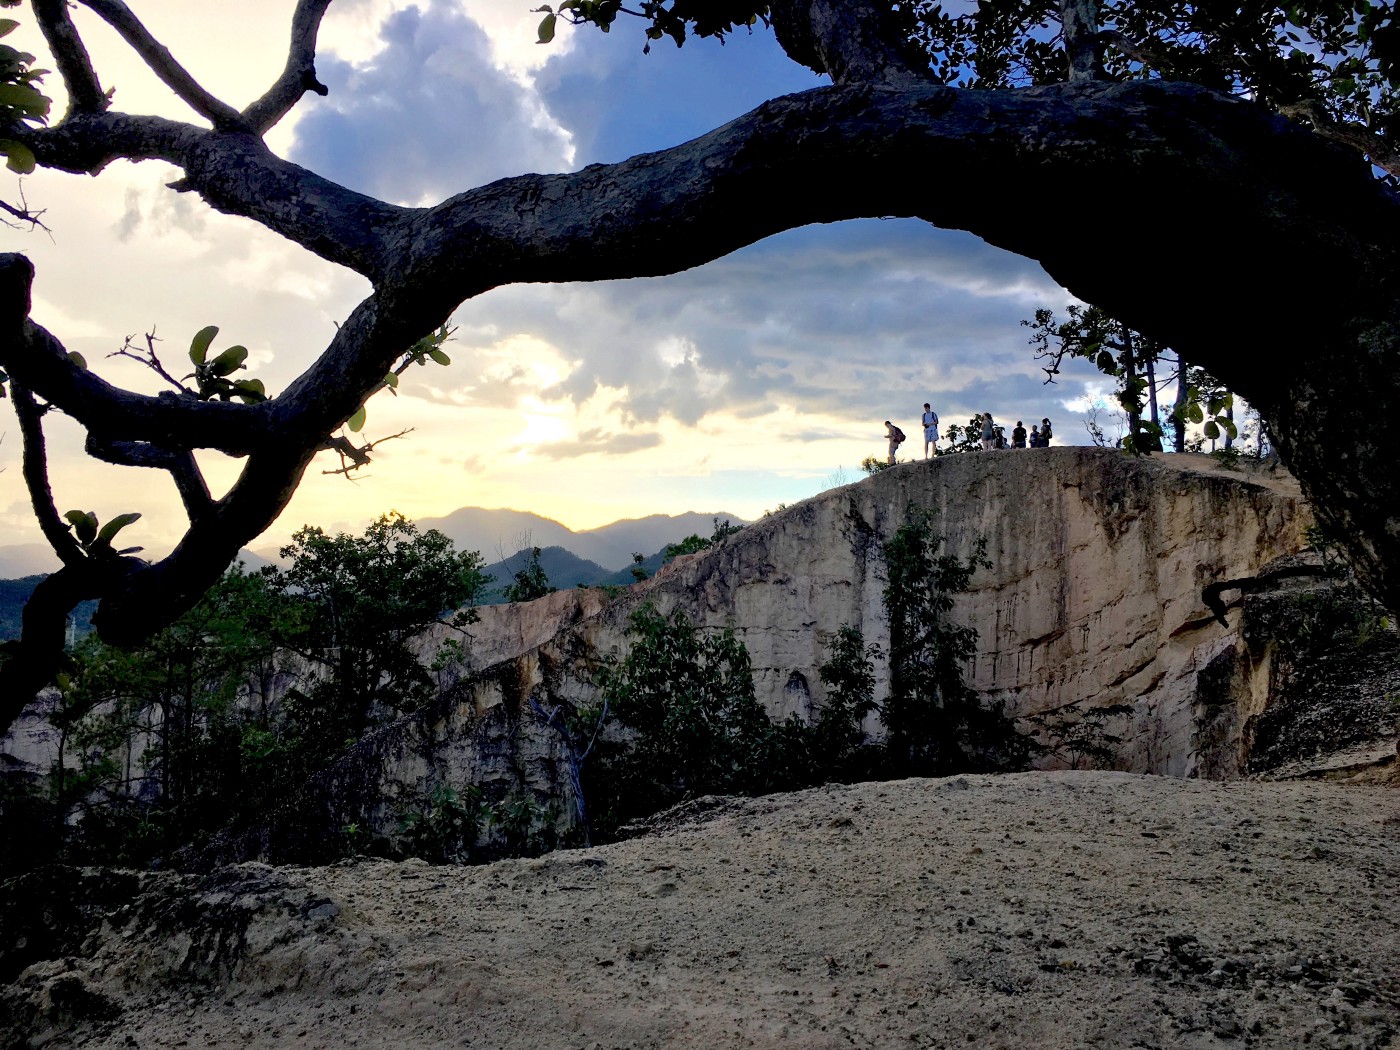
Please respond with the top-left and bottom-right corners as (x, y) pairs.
(477, 546), (614, 604)
(416, 508), (744, 572)
(0, 544), (60, 579)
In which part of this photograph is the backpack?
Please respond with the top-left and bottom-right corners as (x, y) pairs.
(891, 425), (906, 444)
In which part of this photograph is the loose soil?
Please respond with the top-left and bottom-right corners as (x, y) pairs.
(9, 772), (1399, 1049)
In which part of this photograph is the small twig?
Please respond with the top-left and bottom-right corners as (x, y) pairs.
(107, 329), (189, 393)
(319, 428), (413, 477)
(0, 183), (52, 234)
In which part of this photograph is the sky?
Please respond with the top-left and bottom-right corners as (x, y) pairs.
(0, 0), (1108, 569)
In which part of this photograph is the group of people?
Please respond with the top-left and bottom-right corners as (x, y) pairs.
(883, 406), (1054, 464)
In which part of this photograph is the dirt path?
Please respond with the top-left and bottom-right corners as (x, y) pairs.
(12, 772), (1400, 1049)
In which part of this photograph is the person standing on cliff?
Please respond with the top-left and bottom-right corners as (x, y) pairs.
(980, 412), (996, 451)
(921, 403), (939, 458)
(1012, 420), (1027, 448)
(1041, 417), (1053, 445)
(884, 420), (904, 465)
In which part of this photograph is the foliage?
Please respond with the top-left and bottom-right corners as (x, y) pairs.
(587, 604), (778, 836)
(503, 546), (555, 603)
(936, 417), (998, 455)
(271, 512), (490, 760)
(811, 625), (883, 780)
(881, 508), (1032, 775)
(860, 455), (893, 475)
(42, 565), (300, 865)
(0, 11), (48, 175)
(60, 510), (143, 561)
(902, 0), (1398, 179)
(1022, 702), (1133, 770)
(536, 0), (770, 51)
(396, 784), (490, 864)
(186, 325), (266, 404)
(17, 516), (491, 869)
(664, 534), (710, 559)
(1024, 305), (1239, 454)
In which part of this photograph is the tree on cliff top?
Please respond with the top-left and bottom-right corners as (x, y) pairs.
(1, 0), (1399, 730)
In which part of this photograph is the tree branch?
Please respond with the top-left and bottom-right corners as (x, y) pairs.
(1277, 99), (1400, 178)
(84, 435), (213, 521)
(11, 384), (85, 568)
(25, 113), (406, 279)
(1060, 0), (1104, 83)
(241, 0), (333, 134)
(768, 0), (929, 87)
(31, 0), (108, 115)
(74, 0), (246, 129)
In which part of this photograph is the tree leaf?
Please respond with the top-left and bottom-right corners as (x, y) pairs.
(347, 405), (367, 433)
(0, 19), (18, 38)
(210, 345), (248, 376)
(1203, 420), (1220, 440)
(67, 350), (87, 370)
(0, 138), (34, 173)
(64, 509), (98, 546)
(189, 325), (219, 365)
(537, 11), (557, 43)
(428, 348), (451, 366)
(96, 511), (141, 546)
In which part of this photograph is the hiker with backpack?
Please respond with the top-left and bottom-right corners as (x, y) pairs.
(884, 420), (906, 465)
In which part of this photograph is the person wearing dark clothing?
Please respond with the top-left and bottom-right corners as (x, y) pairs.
(1012, 421), (1027, 448)
(1041, 418), (1053, 445)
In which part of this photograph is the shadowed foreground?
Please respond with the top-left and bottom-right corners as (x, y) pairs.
(5, 772), (1398, 1049)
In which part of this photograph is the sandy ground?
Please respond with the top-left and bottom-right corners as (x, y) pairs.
(12, 771), (1400, 1050)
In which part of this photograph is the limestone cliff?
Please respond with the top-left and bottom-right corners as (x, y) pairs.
(193, 447), (1400, 866)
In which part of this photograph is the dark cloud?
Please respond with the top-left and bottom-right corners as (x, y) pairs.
(289, 2), (572, 204)
(533, 428), (663, 459)
(443, 219), (1080, 437)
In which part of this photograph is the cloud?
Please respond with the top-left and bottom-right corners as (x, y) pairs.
(533, 428), (663, 459)
(437, 218), (1078, 442)
(289, 1), (574, 205)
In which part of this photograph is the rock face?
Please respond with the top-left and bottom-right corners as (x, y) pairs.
(196, 447), (1396, 865)
(448, 448), (1315, 779)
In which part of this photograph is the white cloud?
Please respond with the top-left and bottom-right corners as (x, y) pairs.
(289, 1), (575, 204)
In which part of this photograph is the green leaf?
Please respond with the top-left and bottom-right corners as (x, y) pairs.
(347, 405), (367, 433)
(232, 377), (266, 402)
(64, 509), (97, 546)
(1186, 403), (1204, 424)
(67, 350), (87, 370)
(1095, 350), (1115, 373)
(428, 348), (451, 366)
(189, 325), (219, 365)
(96, 511), (141, 546)
(210, 345), (248, 376)
(0, 19), (17, 38)
(1203, 420), (1220, 440)
(537, 11), (557, 43)
(383, 371), (399, 389)
(0, 138), (34, 173)
(0, 81), (49, 119)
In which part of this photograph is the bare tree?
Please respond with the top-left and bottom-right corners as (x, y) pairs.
(1, 0), (1397, 729)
